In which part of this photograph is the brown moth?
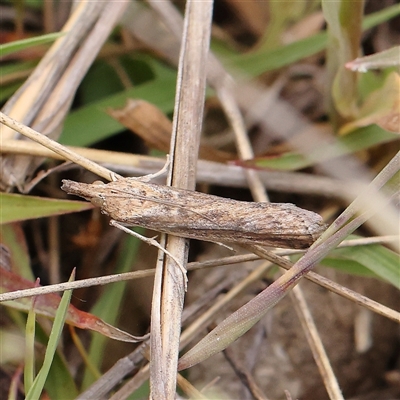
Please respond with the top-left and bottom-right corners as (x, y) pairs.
(61, 178), (325, 249)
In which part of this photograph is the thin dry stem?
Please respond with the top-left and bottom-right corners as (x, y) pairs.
(0, 1), (128, 189)
(148, 0), (269, 203)
(108, 364), (150, 400)
(149, 2), (213, 399)
(215, 84), (270, 202)
(0, 112), (120, 182)
(2, 236), (398, 323)
(176, 373), (210, 399)
(223, 346), (269, 400)
(248, 245), (400, 323)
(204, 21), (340, 399)
(290, 285), (344, 400)
(180, 260), (274, 350)
(72, 235), (399, 398)
(0, 138), (350, 198)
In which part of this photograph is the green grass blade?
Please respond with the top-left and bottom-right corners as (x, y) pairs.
(0, 193), (93, 224)
(25, 271), (75, 400)
(60, 73), (177, 147)
(0, 33), (63, 57)
(219, 4), (400, 77)
(246, 124), (398, 171)
(24, 300), (36, 393)
(323, 244), (400, 289)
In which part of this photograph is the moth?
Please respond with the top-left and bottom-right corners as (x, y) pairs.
(61, 177), (325, 250)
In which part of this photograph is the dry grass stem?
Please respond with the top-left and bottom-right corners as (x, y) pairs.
(1, 3), (398, 398)
(176, 373), (209, 399)
(2, 236), (398, 324)
(180, 260), (274, 350)
(108, 364), (150, 400)
(0, 1), (128, 189)
(248, 245), (400, 323)
(149, 2), (213, 399)
(236, 84), (400, 240)
(0, 112), (120, 182)
(149, 0), (269, 202)
(0, 137), (351, 198)
(223, 346), (269, 400)
(290, 285), (344, 400)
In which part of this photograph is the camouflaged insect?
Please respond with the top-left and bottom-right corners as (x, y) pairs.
(62, 178), (325, 250)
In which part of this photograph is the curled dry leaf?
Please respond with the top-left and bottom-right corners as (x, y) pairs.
(0, 267), (148, 342)
(107, 99), (235, 162)
(339, 72), (400, 135)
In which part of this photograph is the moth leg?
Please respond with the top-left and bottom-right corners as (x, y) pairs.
(110, 156), (170, 183)
(131, 155), (171, 183)
(110, 172), (120, 182)
(215, 242), (234, 251)
(109, 219), (188, 287)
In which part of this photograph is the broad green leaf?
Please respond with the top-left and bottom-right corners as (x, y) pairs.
(0, 32), (63, 57)
(58, 6), (400, 148)
(17, 0), (43, 9)
(322, 2), (400, 131)
(323, 0), (364, 120)
(0, 193), (93, 224)
(322, 244), (400, 289)
(0, 60), (36, 101)
(0, 82), (22, 102)
(220, 4), (400, 77)
(223, 31), (327, 77)
(0, 60), (37, 101)
(0, 59), (37, 77)
(240, 124), (398, 171)
(60, 71), (177, 147)
(0, 223), (32, 280)
(320, 258), (378, 278)
(79, 60), (126, 104)
(240, 152), (308, 171)
(79, 56), (156, 105)
(339, 71), (400, 135)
